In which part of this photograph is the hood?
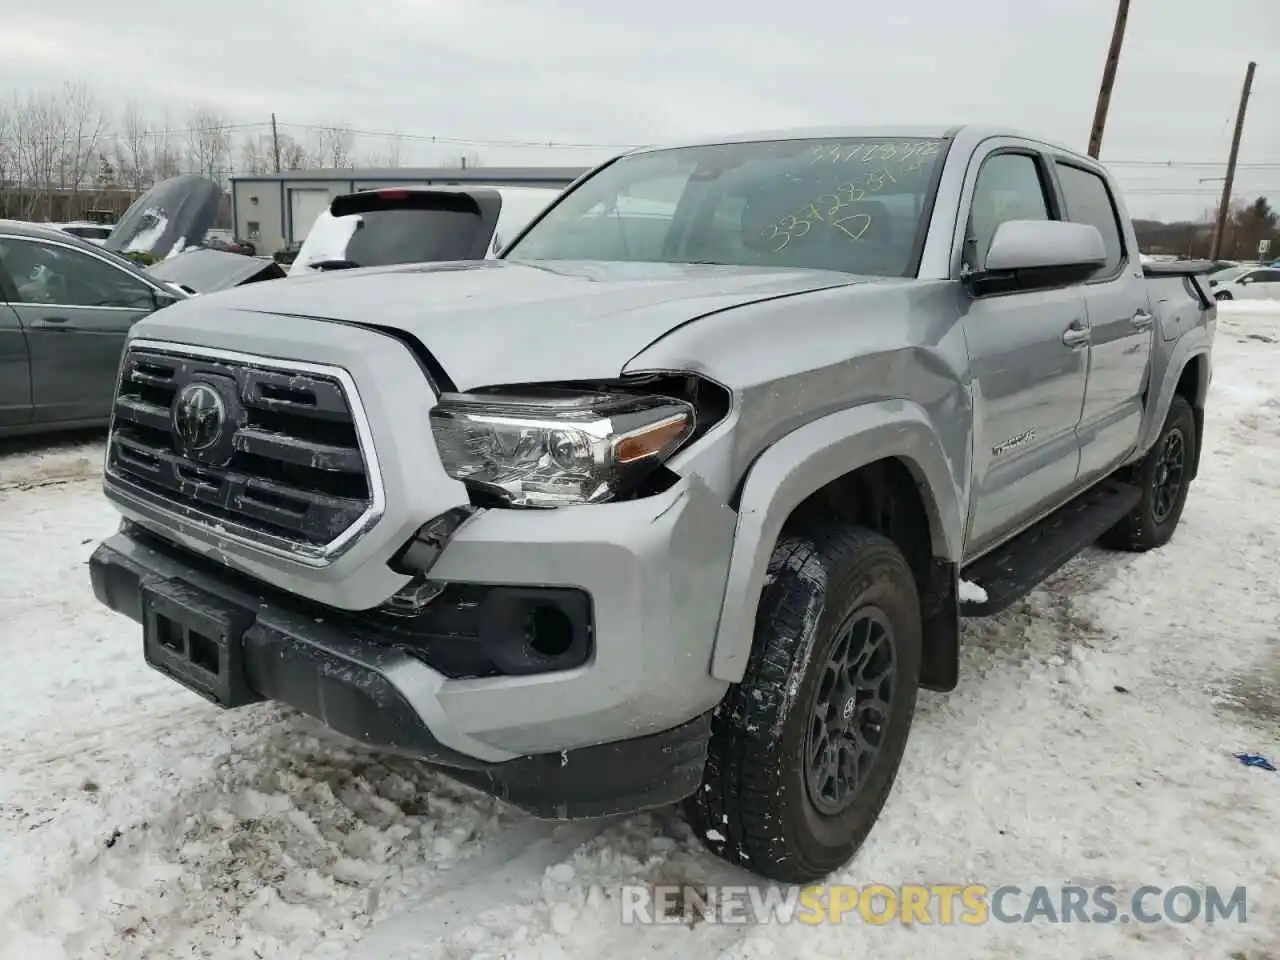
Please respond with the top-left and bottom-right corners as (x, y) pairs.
(147, 248), (286, 294)
(105, 174), (222, 260)
(165, 259), (875, 390)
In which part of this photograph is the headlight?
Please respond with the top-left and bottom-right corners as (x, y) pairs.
(429, 387), (695, 507)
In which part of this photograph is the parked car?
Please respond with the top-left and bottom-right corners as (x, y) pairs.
(285, 184), (563, 276)
(1208, 264), (1280, 300)
(89, 125), (1216, 884)
(0, 220), (188, 438)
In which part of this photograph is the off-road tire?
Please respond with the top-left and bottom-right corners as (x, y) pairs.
(686, 524), (922, 883)
(1099, 394), (1197, 552)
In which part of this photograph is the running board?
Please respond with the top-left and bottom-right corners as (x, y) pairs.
(959, 480), (1141, 617)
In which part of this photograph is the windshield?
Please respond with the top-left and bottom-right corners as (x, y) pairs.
(502, 137), (947, 277)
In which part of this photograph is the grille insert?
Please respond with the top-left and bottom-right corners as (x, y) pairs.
(106, 345), (378, 555)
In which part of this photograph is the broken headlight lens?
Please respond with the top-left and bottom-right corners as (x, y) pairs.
(429, 388), (695, 507)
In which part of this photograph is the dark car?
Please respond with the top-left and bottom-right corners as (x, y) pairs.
(0, 219), (189, 438)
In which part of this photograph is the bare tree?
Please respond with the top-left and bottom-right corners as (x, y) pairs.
(15, 88), (68, 218)
(153, 108), (182, 181)
(238, 132), (275, 175)
(185, 106), (232, 184)
(0, 100), (14, 189)
(60, 82), (106, 214)
(115, 101), (153, 191)
(386, 134), (405, 167)
(314, 123), (354, 168)
(273, 132), (312, 170)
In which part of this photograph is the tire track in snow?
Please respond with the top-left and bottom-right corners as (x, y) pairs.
(345, 818), (613, 958)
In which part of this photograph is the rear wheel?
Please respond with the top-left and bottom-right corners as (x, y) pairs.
(1100, 394), (1197, 552)
(686, 524), (921, 883)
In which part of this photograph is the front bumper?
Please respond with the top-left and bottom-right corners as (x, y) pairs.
(90, 530), (716, 819)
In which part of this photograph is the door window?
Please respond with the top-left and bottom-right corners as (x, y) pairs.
(1054, 163), (1126, 279)
(0, 239), (155, 309)
(966, 153), (1053, 270)
(1246, 269), (1280, 284)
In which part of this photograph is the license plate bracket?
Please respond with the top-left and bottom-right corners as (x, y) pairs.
(141, 579), (263, 708)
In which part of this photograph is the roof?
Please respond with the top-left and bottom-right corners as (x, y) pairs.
(0, 218), (110, 249)
(231, 165), (590, 184)
(630, 124), (1075, 155)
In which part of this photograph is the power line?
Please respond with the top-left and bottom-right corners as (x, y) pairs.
(2, 116), (1279, 168)
(1104, 159), (1279, 169)
(273, 121), (639, 151)
(0, 121), (269, 145)
(1122, 188), (1279, 196)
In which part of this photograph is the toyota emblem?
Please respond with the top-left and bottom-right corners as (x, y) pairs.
(171, 382), (227, 453)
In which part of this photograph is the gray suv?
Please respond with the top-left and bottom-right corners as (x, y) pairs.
(89, 125), (1216, 882)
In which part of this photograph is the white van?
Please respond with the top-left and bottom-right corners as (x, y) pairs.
(288, 184), (563, 276)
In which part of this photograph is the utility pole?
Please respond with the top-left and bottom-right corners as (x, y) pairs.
(1211, 61), (1257, 261)
(271, 113), (281, 173)
(1088, 0), (1131, 158)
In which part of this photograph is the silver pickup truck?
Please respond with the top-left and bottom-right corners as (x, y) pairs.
(88, 125), (1216, 883)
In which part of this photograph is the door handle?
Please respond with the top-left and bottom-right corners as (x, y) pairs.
(1062, 323), (1090, 348)
(29, 317), (71, 330)
(1132, 310), (1155, 330)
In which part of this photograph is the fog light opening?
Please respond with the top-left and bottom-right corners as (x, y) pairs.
(525, 603), (574, 658)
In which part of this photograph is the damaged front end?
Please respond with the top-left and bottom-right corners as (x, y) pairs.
(366, 371), (735, 670)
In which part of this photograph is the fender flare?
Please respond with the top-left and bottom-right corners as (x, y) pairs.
(1136, 335), (1211, 457)
(709, 399), (966, 682)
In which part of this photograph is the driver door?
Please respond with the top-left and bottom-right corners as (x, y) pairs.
(3, 236), (159, 424)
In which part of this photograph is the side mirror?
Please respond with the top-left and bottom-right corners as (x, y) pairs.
(970, 220), (1108, 295)
(151, 289), (181, 310)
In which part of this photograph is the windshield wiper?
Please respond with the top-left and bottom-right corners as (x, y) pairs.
(309, 258), (360, 271)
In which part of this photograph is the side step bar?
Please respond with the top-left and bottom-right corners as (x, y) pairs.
(959, 479), (1141, 617)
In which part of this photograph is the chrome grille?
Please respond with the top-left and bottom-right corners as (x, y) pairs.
(105, 343), (378, 556)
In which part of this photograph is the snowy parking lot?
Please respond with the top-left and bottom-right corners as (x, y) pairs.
(2, 304), (1278, 960)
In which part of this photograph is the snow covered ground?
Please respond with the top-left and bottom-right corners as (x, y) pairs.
(2, 304), (1278, 960)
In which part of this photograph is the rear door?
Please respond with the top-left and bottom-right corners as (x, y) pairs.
(0, 266), (32, 428)
(957, 145), (1090, 558)
(3, 236), (159, 424)
(1050, 160), (1153, 483)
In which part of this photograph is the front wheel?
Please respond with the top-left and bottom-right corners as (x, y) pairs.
(1215, 291), (1233, 301)
(686, 525), (921, 883)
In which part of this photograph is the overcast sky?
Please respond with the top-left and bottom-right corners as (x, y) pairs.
(3, 0), (1277, 220)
